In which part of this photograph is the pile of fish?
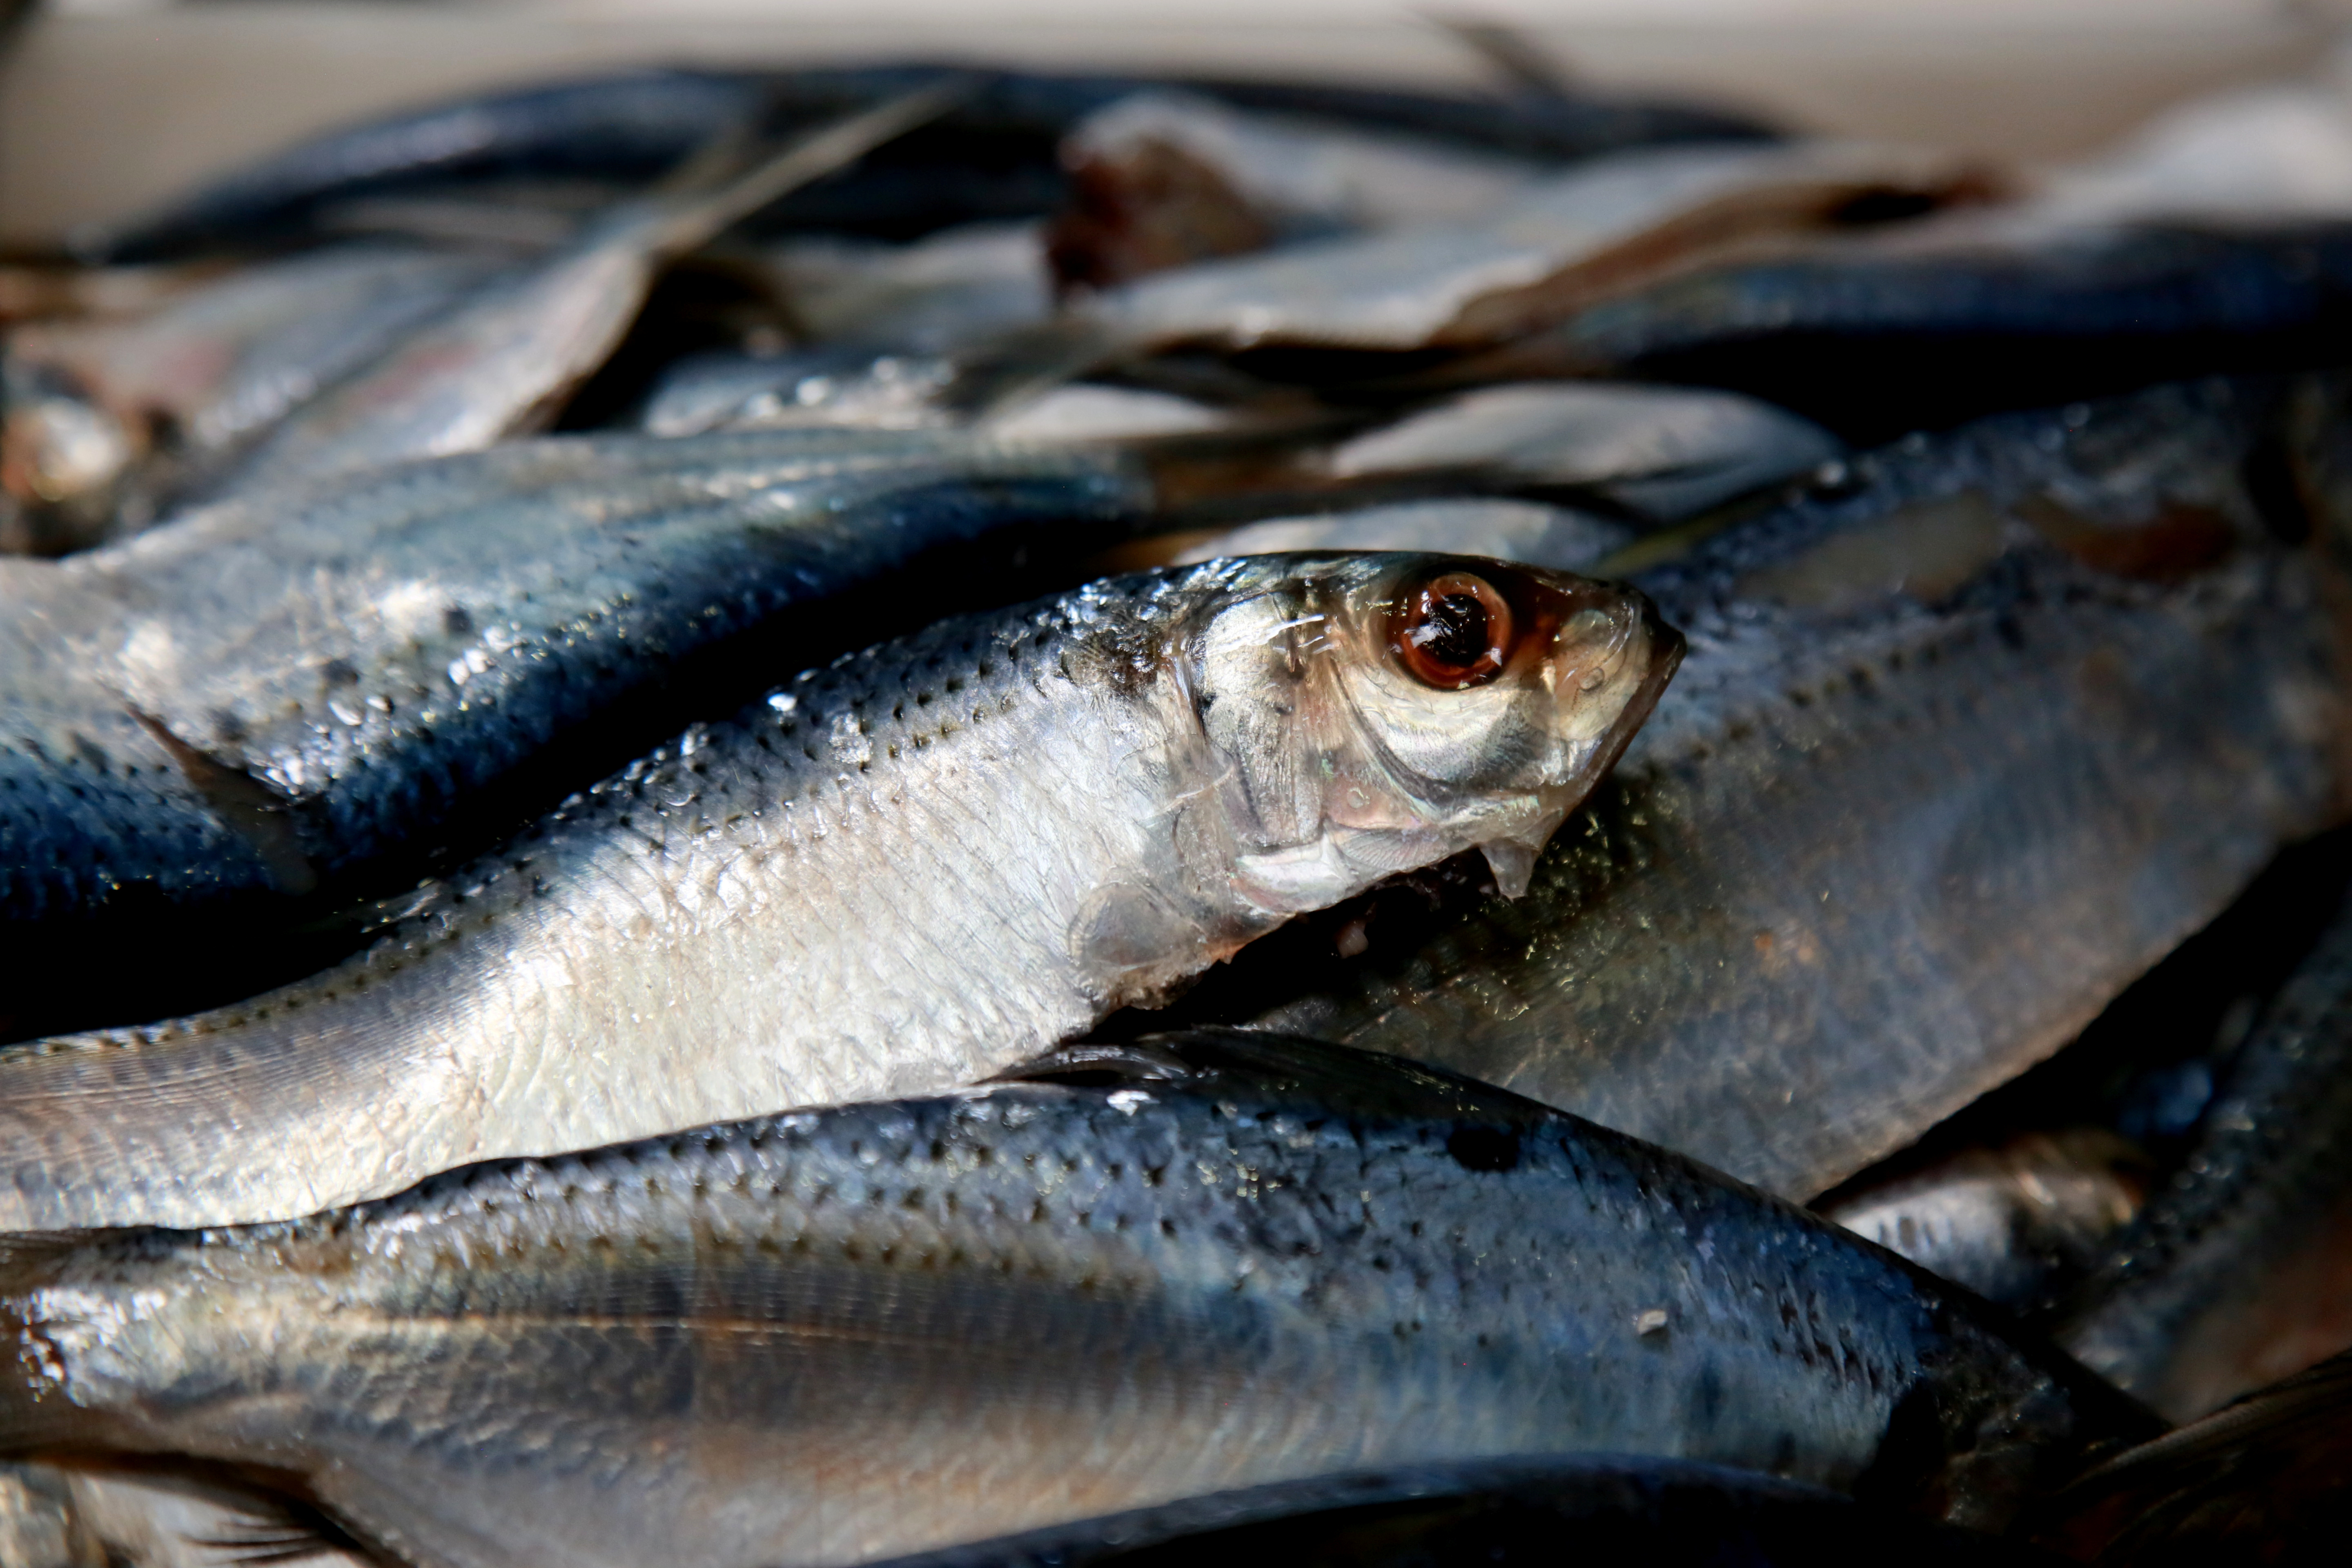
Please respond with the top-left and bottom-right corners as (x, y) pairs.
(7, 42), (2352, 1566)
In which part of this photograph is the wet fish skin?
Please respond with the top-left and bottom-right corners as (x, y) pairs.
(1321, 381), (1841, 521)
(219, 86), (965, 495)
(1180, 376), (2348, 1201)
(1, 243), (512, 552)
(2055, 884), (2352, 1421)
(1817, 1130), (2148, 1314)
(1174, 497), (1633, 575)
(0, 1035), (2148, 1567)
(1081, 140), (1980, 356)
(87, 68), (1775, 264)
(1487, 222), (2352, 445)
(869, 1455), (2050, 1568)
(0, 426), (1147, 1035)
(0, 551), (1674, 1230)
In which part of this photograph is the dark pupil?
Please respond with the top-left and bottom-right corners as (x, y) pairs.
(1414, 592), (1489, 670)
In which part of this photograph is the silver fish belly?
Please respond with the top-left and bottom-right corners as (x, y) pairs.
(0, 553), (1676, 1230)
(0, 1036), (2145, 1568)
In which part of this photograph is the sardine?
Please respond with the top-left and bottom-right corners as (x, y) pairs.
(875, 1457), (2051, 1561)
(1046, 90), (1544, 290)
(0, 552), (1675, 1229)
(869, 1455), (2040, 1568)
(1173, 498), (1633, 575)
(1319, 381), (1840, 521)
(2037, 1347), (2352, 1565)
(0, 1034), (2149, 1567)
(639, 347), (1230, 447)
(86, 69), (1775, 265)
(0, 426), (1146, 1035)
(1165, 376), (2348, 1201)
(218, 86), (964, 494)
(1816, 1130), (2147, 1314)
(762, 220), (1051, 353)
(1479, 219), (2352, 445)
(2055, 884), (2352, 1420)
(1076, 140), (1981, 356)
(1, 243), (510, 551)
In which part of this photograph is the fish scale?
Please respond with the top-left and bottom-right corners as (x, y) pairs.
(0, 552), (1674, 1232)
(0, 1038), (2148, 1568)
(1195, 376), (2350, 1201)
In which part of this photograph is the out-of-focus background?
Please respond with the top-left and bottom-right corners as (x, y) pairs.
(0, 0), (2342, 251)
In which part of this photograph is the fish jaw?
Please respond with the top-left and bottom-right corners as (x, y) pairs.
(1169, 553), (1680, 917)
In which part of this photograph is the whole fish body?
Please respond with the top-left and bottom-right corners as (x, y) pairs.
(873, 1456), (2045, 1568)
(87, 68), (1777, 265)
(2055, 883), (2352, 1421)
(0, 552), (1675, 1230)
(0, 426), (1147, 1034)
(0, 1035), (2149, 1568)
(1171, 375), (2350, 1202)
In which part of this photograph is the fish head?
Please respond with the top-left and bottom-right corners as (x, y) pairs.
(1180, 552), (1681, 911)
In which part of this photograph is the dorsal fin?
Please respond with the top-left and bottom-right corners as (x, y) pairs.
(993, 1029), (1559, 1125)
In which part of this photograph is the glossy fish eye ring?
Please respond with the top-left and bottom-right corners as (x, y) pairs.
(1394, 570), (1515, 689)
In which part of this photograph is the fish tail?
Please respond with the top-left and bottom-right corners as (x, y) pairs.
(2033, 1346), (2352, 1563)
(0, 1233), (113, 1454)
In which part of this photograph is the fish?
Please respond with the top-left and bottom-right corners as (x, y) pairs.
(1318, 381), (1841, 522)
(1474, 219), (2352, 446)
(1, 243), (511, 552)
(0, 551), (1676, 1230)
(0, 1462), (361, 1568)
(1468, 87), (2352, 445)
(1815, 1130), (2148, 1314)
(1154, 374), (2350, 1202)
(2035, 1346), (2352, 1565)
(83, 68), (1775, 265)
(2054, 883), (2352, 1421)
(638, 346), (1234, 448)
(216, 85), (966, 496)
(1045, 89), (1545, 290)
(0, 425), (1149, 1037)
(1172, 498), (1634, 575)
(0, 1033), (2150, 1568)
(1071, 140), (1983, 358)
(761, 219), (1053, 354)
(869, 1456), (2047, 1568)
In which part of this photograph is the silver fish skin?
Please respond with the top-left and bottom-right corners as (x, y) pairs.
(0, 1036), (2149, 1568)
(0, 426), (1146, 1034)
(1079, 140), (1976, 353)
(0, 243), (508, 551)
(1322, 382), (1841, 522)
(2055, 885), (2352, 1421)
(1818, 1131), (2146, 1314)
(220, 86), (962, 495)
(1208, 376), (2350, 1201)
(0, 552), (1676, 1231)
(1175, 498), (1632, 574)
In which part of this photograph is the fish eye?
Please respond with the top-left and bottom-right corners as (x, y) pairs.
(1392, 570), (1514, 690)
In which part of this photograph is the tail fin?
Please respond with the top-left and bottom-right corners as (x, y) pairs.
(2037, 1347), (2352, 1564)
